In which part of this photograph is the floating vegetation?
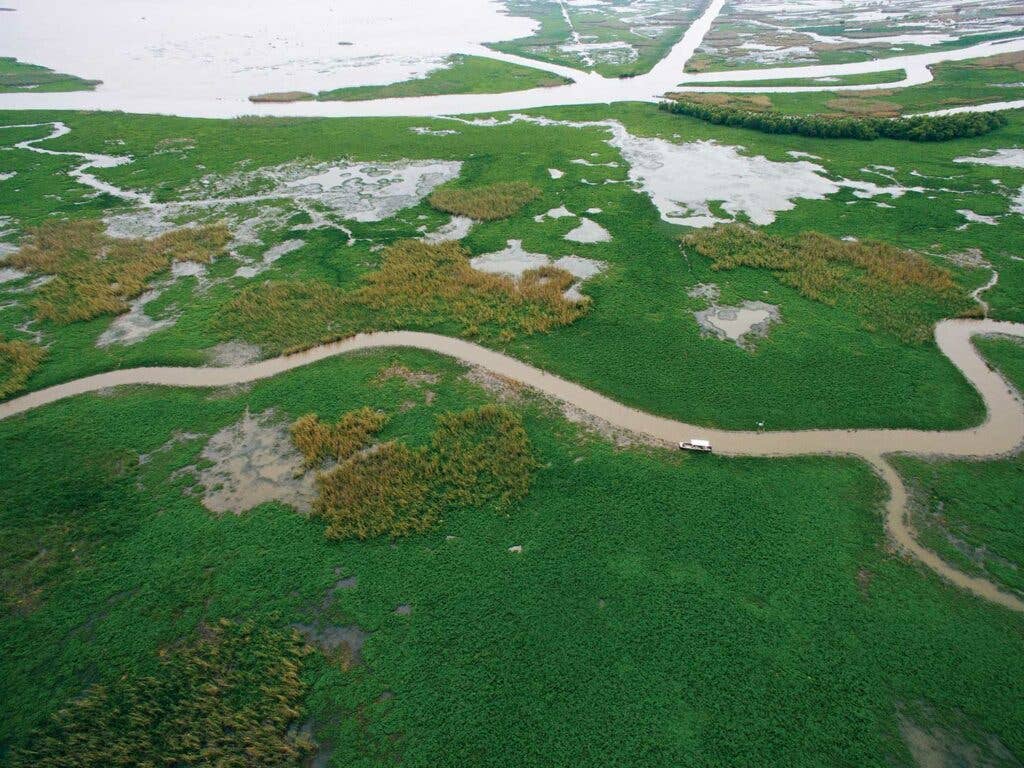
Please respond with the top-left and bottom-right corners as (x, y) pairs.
(10, 620), (314, 768)
(302, 405), (536, 541)
(221, 239), (586, 352)
(428, 181), (541, 220)
(9, 220), (229, 324)
(683, 225), (974, 343)
(0, 337), (46, 399)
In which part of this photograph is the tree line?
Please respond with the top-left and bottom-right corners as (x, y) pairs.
(659, 99), (1008, 142)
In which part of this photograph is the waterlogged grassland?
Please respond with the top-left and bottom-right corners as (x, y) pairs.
(0, 57), (100, 94)
(1, 105), (1023, 432)
(689, 69), (909, 89)
(894, 336), (1024, 598)
(697, 58), (1024, 118)
(2, 348), (1024, 766)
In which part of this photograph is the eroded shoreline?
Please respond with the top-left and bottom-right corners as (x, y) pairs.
(1, 319), (1022, 611)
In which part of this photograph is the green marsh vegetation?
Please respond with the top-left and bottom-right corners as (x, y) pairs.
(1, 348), (1023, 765)
(250, 55), (571, 105)
(10, 619), (314, 767)
(313, 55), (571, 102)
(0, 57), (100, 94)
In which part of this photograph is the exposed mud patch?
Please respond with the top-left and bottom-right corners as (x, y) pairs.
(463, 366), (523, 402)
(375, 362), (441, 386)
(292, 623), (369, 667)
(898, 712), (1022, 768)
(695, 301), (781, 349)
(197, 408), (316, 514)
(564, 217), (612, 243)
(206, 340), (262, 366)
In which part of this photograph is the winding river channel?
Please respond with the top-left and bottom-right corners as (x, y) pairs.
(1, 320), (1022, 611)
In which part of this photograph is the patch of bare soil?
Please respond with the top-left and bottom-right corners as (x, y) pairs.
(374, 362), (441, 386)
(463, 366), (523, 402)
(559, 402), (664, 449)
(676, 92), (774, 111)
(825, 97), (902, 117)
(196, 408), (316, 514)
(942, 248), (991, 270)
(969, 50), (1024, 70)
(899, 712), (1022, 768)
(206, 340), (262, 366)
(292, 623), (369, 669)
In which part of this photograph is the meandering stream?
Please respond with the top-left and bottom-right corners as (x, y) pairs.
(1, 319), (1022, 611)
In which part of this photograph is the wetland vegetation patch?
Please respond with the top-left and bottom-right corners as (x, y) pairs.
(8, 220), (229, 324)
(427, 181), (541, 221)
(683, 225), (975, 343)
(9, 620), (313, 768)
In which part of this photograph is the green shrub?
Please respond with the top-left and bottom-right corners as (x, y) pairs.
(659, 99), (1008, 142)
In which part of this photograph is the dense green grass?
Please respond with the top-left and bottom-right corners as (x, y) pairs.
(314, 55), (571, 101)
(894, 336), (1024, 598)
(708, 59), (1024, 118)
(0, 57), (100, 94)
(687, 70), (908, 88)
(1, 347), (1023, 766)
(3, 103), (1022, 431)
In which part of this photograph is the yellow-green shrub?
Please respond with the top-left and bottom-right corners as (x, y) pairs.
(428, 181), (540, 220)
(11, 620), (313, 767)
(9, 219), (229, 323)
(683, 225), (972, 343)
(0, 338), (45, 399)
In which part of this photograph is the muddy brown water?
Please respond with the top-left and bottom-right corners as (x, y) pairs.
(2, 319), (1022, 611)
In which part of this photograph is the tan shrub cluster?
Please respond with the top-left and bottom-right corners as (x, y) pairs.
(9, 219), (229, 323)
(12, 620), (313, 767)
(301, 405), (537, 541)
(683, 225), (973, 343)
(428, 181), (541, 220)
(221, 239), (586, 352)
(0, 337), (46, 398)
(291, 407), (389, 469)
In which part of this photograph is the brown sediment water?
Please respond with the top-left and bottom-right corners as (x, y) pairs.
(2, 319), (1023, 610)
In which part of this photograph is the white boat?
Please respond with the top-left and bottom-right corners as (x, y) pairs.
(679, 439), (712, 453)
